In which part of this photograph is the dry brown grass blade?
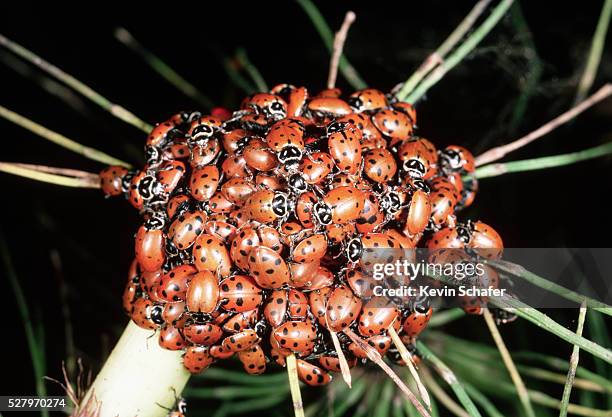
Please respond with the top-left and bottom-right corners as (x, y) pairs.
(344, 328), (431, 417)
(330, 330), (353, 388)
(328, 11), (357, 89)
(286, 353), (305, 417)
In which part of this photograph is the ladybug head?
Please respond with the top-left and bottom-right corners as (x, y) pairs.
(326, 121), (349, 135)
(402, 159), (426, 178)
(149, 305), (165, 325)
(278, 145), (303, 165)
(143, 210), (167, 230)
(190, 123), (215, 143)
(288, 173), (308, 194)
(345, 237), (363, 263)
(264, 100), (287, 121)
(347, 96), (364, 112)
(272, 192), (290, 217)
(411, 294), (431, 314)
(410, 178), (431, 193)
(145, 145), (162, 166)
(440, 148), (462, 171)
(314, 202), (332, 226)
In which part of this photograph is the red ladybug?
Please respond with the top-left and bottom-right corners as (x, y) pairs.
(221, 178), (257, 205)
(358, 300), (399, 336)
(363, 149), (397, 183)
(248, 246), (290, 289)
(273, 319), (317, 356)
(245, 190), (290, 224)
(323, 186), (365, 225)
(296, 360), (332, 386)
(403, 299), (433, 339)
(355, 192), (386, 233)
(440, 145), (475, 174)
(230, 227), (261, 270)
(189, 165), (220, 201)
(100, 165), (128, 197)
(183, 321), (223, 346)
(242, 138), (278, 172)
(242, 93), (287, 121)
(397, 137), (438, 179)
(222, 309), (259, 333)
(159, 324), (188, 351)
(349, 88), (389, 112)
(327, 122), (363, 175)
(372, 109), (413, 141)
(193, 233), (232, 277)
(158, 264), (197, 302)
(186, 270), (219, 314)
(291, 234), (327, 264)
(221, 329), (261, 353)
(135, 224), (165, 272)
(188, 115), (223, 145)
(168, 211), (206, 250)
(183, 346), (214, 374)
(325, 285), (362, 332)
(237, 344), (267, 375)
(219, 275), (263, 313)
(191, 140), (221, 168)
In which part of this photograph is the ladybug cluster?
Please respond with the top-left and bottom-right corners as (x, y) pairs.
(100, 85), (504, 385)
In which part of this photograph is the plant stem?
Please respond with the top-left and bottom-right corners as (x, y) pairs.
(474, 140), (612, 179)
(559, 302), (588, 417)
(464, 384), (505, 417)
(295, 0), (367, 89)
(0, 104), (132, 167)
(574, 0), (612, 103)
(113, 27), (214, 109)
(235, 48), (268, 92)
(421, 367), (471, 417)
(399, 0), (514, 103)
(417, 342), (482, 417)
(395, 0), (492, 100)
(328, 11), (356, 90)
(0, 33), (152, 132)
(483, 309), (535, 417)
(286, 354), (305, 417)
(224, 55), (257, 94)
(586, 309), (612, 409)
(488, 260), (612, 316)
(0, 162), (100, 188)
(475, 84), (612, 166)
(1, 235), (49, 417)
(490, 297), (612, 365)
(81, 321), (190, 417)
(428, 308), (465, 327)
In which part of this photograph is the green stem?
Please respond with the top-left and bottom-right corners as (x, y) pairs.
(475, 141), (612, 179)
(224, 56), (257, 94)
(428, 308), (465, 327)
(113, 27), (214, 109)
(560, 302), (588, 417)
(295, 0), (367, 89)
(396, 0), (492, 100)
(0, 105), (132, 167)
(483, 309), (535, 417)
(488, 260), (612, 316)
(586, 310), (612, 409)
(235, 48), (268, 92)
(1, 235), (49, 417)
(417, 342), (483, 417)
(574, 0), (612, 103)
(185, 384), (287, 399)
(464, 385), (505, 417)
(0, 33), (152, 132)
(490, 297), (612, 365)
(399, 0), (514, 102)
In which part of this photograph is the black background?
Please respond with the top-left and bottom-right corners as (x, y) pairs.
(1, 0), (610, 413)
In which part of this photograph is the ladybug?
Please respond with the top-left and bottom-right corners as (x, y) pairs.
(349, 334), (392, 358)
(187, 115), (223, 145)
(392, 101), (417, 124)
(273, 319), (318, 357)
(265, 118), (305, 165)
(348, 88), (389, 112)
(397, 137), (438, 179)
(158, 264), (197, 302)
(135, 223), (165, 272)
(338, 113), (382, 141)
(192, 233), (232, 277)
(326, 222), (357, 245)
(372, 109), (413, 141)
(307, 97), (352, 120)
(427, 224), (471, 249)
(167, 194), (191, 219)
(219, 275), (263, 313)
(257, 225), (283, 253)
(346, 267), (377, 298)
(159, 324), (188, 351)
(157, 160), (186, 195)
(222, 309), (259, 333)
(467, 221), (503, 259)
(318, 355), (357, 372)
(208, 191), (234, 214)
(296, 360), (332, 386)
(429, 177), (459, 228)
(221, 329), (260, 352)
(245, 190), (290, 224)
(358, 300), (399, 336)
(222, 129), (249, 155)
(307, 266), (335, 291)
(458, 177), (478, 210)
(237, 344), (267, 375)
(190, 139), (221, 168)
(440, 145), (475, 174)
(287, 289), (309, 319)
(220, 178), (257, 205)
(189, 165), (220, 202)
(345, 236), (364, 264)
(183, 346), (214, 374)
(242, 93), (288, 121)
(323, 186), (365, 224)
(404, 188), (431, 236)
(242, 137), (278, 172)
(210, 344), (235, 360)
(100, 165), (129, 197)
(299, 152), (334, 185)
(130, 298), (157, 330)
(402, 297), (433, 339)
(162, 302), (186, 324)
(186, 270), (219, 314)
(325, 285), (362, 332)
(287, 173), (309, 195)
(327, 121), (363, 175)
(230, 227), (261, 270)
(362, 149), (397, 183)
(147, 121), (181, 147)
(292, 234), (327, 263)
(183, 321), (223, 346)
(288, 261), (320, 288)
(248, 246), (290, 289)
(168, 211), (206, 250)
(294, 192), (318, 228)
(222, 155), (251, 179)
(204, 218), (237, 243)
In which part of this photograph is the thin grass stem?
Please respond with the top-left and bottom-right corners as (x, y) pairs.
(0, 162), (100, 189)
(559, 302), (588, 417)
(235, 48), (268, 92)
(328, 11), (356, 89)
(421, 367), (471, 417)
